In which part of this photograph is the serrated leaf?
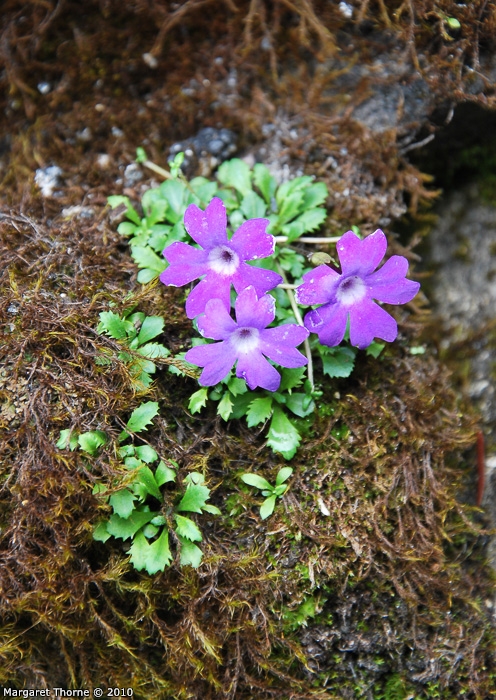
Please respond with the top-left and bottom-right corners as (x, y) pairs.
(276, 467), (293, 485)
(136, 466), (163, 500)
(301, 182), (328, 209)
(130, 245), (167, 274)
(276, 191), (305, 227)
(109, 489), (136, 518)
(217, 392), (233, 421)
(227, 377), (247, 396)
(178, 537), (203, 568)
(253, 163), (276, 204)
(93, 521), (111, 543)
(176, 483), (210, 514)
(108, 194), (130, 209)
(56, 428), (79, 451)
(107, 510), (156, 540)
(134, 445), (158, 463)
(174, 514), (202, 542)
(276, 176), (314, 205)
(240, 191), (267, 219)
(78, 430), (107, 455)
(217, 158), (252, 197)
(241, 473), (273, 492)
(267, 407), (301, 459)
(189, 388), (208, 414)
(279, 367), (306, 392)
(293, 207), (327, 234)
(155, 461), (176, 486)
(260, 495), (277, 520)
(129, 528), (173, 573)
(141, 189), (168, 223)
(97, 311), (133, 340)
(137, 316), (165, 345)
(320, 346), (356, 378)
(137, 342), (170, 359)
(366, 341), (385, 358)
(125, 401), (159, 433)
(246, 397), (273, 427)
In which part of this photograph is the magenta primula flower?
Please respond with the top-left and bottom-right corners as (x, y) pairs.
(185, 286), (309, 391)
(295, 229), (420, 349)
(160, 197), (282, 319)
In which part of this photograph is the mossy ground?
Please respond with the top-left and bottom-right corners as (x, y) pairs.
(1, 2), (495, 698)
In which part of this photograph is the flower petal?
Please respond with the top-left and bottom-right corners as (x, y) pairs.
(232, 262), (282, 297)
(295, 265), (340, 305)
(234, 286), (275, 328)
(348, 298), (397, 348)
(366, 256), (420, 304)
(160, 242), (208, 286)
(185, 342), (236, 385)
(235, 351), (281, 391)
(337, 229), (387, 277)
(185, 274), (231, 319)
(229, 218), (274, 260)
(304, 304), (348, 347)
(259, 325), (309, 367)
(197, 299), (237, 340)
(184, 197), (227, 249)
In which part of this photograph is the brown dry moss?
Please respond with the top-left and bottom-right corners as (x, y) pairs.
(0, 1), (495, 697)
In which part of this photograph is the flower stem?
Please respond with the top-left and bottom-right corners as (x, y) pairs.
(142, 160), (173, 180)
(274, 235), (341, 244)
(276, 262), (314, 390)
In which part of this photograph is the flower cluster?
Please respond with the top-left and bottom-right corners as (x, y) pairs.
(160, 197), (420, 390)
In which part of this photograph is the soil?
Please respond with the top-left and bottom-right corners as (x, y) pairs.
(1, 2), (495, 698)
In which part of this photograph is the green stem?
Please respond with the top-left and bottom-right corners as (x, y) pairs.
(275, 262), (314, 390)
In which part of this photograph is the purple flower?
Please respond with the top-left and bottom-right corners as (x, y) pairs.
(185, 286), (309, 391)
(160, 197), (282, 319)
(295, 229), (420, 349)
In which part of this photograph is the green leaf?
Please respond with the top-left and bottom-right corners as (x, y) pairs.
(137, 268), (161, 284)
(276, 191), (305, 227)
(141, 189), (168, 222)
(293, 207), (327, 234)
(56, 428), (79, 451)
(130, 246), (167, 275)
(108, 194), (130, 209)
(253, 163), (276, 204)
(241, 473), (273, 492)
(276, 176), (313, 206)
(178, 537), (203, 568)
(136, 466), (163, 501)
(143, 523), (160, 539)
(320, 346), (356, 378)
(174, 514), (202, 542)
(285, 392), (315, 418)
(134, 445), (158, 463)
(125, 401), (159, 433)
(240, 191), (267, 219)
(117, 221), (138, 236)
(107, 510), (156, 540)
(245, 397), (273, 427)
(227, 377), (247, 396)
(275, 467), (293, 486)
(129, 529), (173, 574)
(155, 461), (176, 486)
(202, 504), (221, 515)
(137, 342), (170, 359)
(366, 341), (385, 358)
(301, 182), (328, 209)
(176, 484), (210, 514)
(267, 407), (301, 459)
(137, 316), (165, 345)
(97, 311), (133, 340)
(279, 367), (306, 392)
(78, 430), (107, 455)
(217, 392), (233, 421)
(93, 521), (111, 543)
(159, 180), (188, 224)
(260, 495), (277, 520)
(217, 158), (252, 197)
(109, 489), (136, 518)
(189, 388), (208, 414)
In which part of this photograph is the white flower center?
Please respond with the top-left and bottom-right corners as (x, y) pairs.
(231, 327), (260, 354)
(208, 245), (240, 276)
(336, 275), (366, 306)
